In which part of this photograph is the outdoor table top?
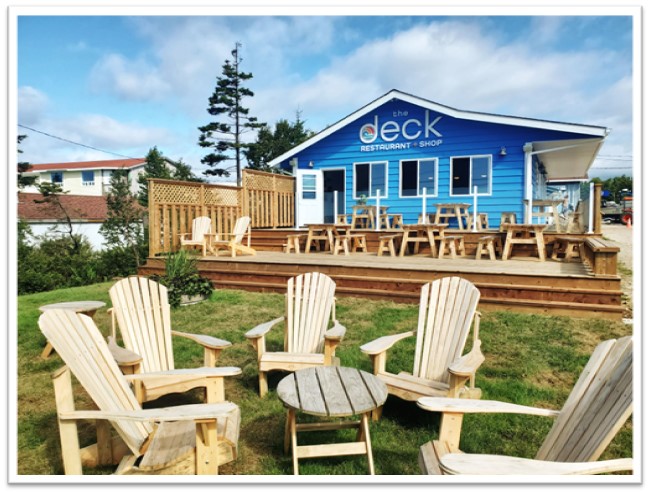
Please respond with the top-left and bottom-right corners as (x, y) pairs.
(39, 301), (106, 314)
(277, 366), (387, 418)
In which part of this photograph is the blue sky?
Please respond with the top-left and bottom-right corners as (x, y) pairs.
(13, 2), (639, 182)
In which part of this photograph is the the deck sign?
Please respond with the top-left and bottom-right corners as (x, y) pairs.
(359, 109), (443, 152)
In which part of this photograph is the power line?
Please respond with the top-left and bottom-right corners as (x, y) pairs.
(17, 124), (137, 159)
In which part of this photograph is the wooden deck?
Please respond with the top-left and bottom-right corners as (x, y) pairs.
(139, 228), (624, 320)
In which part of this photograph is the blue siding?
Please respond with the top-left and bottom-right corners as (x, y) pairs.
(283, 99), (596, 226)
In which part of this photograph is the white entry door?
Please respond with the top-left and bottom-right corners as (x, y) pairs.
(295, 168), (324, 227)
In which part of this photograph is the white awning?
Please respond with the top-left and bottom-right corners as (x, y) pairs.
(532, 138), (605, 181)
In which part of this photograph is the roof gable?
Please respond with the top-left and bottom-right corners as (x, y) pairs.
(269, 89), (608, 166)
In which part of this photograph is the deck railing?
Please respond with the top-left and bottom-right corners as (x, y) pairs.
(148, 170), (295, 256)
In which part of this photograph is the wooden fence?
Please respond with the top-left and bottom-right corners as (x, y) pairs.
(148, 170), (295, 257)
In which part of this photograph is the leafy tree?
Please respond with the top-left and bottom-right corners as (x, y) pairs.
(17, 134), (36, 189)
(198, 42), (265, 185)
(100, 168), (147, 268)
(245, 112), (314, 171)
(34, 181), (83, 253)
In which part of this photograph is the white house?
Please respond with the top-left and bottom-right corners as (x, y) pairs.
(22, 158), (146, 196)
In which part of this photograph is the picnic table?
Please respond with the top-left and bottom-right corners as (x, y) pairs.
(398, 223), (447, 257)
(501, 223), (548, 261)
(433, 203), (472, 230)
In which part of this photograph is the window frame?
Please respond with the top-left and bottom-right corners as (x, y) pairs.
(81, 170), (95, 186)
(449, 154), (492, 197)
(301, 173), (318, 200)
(50, 172), (63, 184)
(353, 161), (388, 200)
(398, 157), (439, 198)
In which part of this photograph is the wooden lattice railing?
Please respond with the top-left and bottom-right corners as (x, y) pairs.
(148, 170), (294, 256)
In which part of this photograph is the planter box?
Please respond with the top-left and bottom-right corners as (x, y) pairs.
(180, 294), (207, 306)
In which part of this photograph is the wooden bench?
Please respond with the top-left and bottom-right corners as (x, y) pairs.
(284, 233), (308, 254)
(584, 236), (620, 275)
(475, 234), (503, 261)
(551, 236), (586, 262)
(377, 234), (401, 257)
(469, 213), (489, 231)
(438, 236), (465, 259)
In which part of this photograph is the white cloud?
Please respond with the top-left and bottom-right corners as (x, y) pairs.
(17, 86), (49, 125)
(89, 53), (172, 100)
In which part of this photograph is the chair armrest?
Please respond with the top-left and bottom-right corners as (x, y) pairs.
(171, 330), (231, 350)
(59, 402), (239, 423)
(107, 336), (143, 367)
(439, 453), (633, 475)
(123, 366), (242, 382)
(359, 331), (414, 355)
(324, 320), (346, 341)
(448, 340), (484, 377)
(417, 397), (560, 417)
(244, 317), (284, 340)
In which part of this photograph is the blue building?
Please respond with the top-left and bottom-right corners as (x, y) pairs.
(269, 89), (608, 228)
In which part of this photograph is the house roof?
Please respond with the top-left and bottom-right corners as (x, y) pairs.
(27, 158), (146, 173)
(18, 193), (110, 222)
(268, 89), (609, 167)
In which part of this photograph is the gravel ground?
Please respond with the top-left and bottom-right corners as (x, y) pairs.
(600, 223), (634, 320)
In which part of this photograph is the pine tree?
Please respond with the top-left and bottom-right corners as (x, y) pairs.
(17, 134), (36, 189)
(198, 42), (265, 185)
(137, 146), (172, 207)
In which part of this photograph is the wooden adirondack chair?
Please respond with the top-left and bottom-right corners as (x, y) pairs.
(109, 276), (235, 404)
(39, 309), (241, 475)
(417, 336), (633, 475)
(360, 277), (483, 418)
(179, 215), (212, 257)
(244, 272), (346, 397)
(208, 216), (256, 257)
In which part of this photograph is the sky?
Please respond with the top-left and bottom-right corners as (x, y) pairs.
(11, 2), (640, 183)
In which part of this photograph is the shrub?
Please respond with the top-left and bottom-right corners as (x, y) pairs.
(152, 250), (213, 308)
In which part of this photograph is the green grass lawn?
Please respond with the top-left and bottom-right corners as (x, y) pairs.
(15, 282), (634, 476)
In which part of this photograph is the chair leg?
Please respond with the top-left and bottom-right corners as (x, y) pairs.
(259, 371), (268, 397)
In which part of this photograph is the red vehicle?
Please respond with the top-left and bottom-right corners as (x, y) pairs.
(620, 195), (633, 225)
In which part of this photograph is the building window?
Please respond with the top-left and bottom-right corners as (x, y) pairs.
(450, 155), (492, 196)
(302, 174), (317, 199)
(400, 158), (437, 197)
(354, 162), (387, 199)
(82, 170), (95, 186)
(50, 172), (63, 184)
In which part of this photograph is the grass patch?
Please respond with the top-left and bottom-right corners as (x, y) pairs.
(14, 284), (633, 476)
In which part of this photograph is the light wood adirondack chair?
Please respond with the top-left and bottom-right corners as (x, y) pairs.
(109, 276), (235, 403)
(360, 277), (483, 418)
(244, 272), (346, 397)
(39, 309), (241, 475)
(179, 215), (212, 257)
(208, 216), (256, 257)
(417, 336), (633, 475)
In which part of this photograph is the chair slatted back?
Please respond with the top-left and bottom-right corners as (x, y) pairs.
(191, 216), (212, 242)
(536, 336), (633, 462)
(285, 272), (336, 354)
(109, 276), (174, 372)
(39, 309), (151, 455)
(232, 216), (251, 245)
(413, 277), (480, 383)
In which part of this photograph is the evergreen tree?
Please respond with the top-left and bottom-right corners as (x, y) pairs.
(34, 181), (83, 254)
(198, 42), (265, 185)
(245, 112), (314, 172)
(17, 134), (36, 189)
(100, 169), (146, 267)
(137, 146), (172, 206)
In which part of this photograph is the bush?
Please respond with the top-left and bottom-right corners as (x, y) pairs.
(151, 250), (213, 308)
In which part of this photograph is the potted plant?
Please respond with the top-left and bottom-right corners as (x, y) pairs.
(357, 194), (368, 206)
(152, 250), (213, 308)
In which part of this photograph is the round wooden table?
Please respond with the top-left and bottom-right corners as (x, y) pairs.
(39, 301), (106, 358)
(277, 366), (388, 475)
